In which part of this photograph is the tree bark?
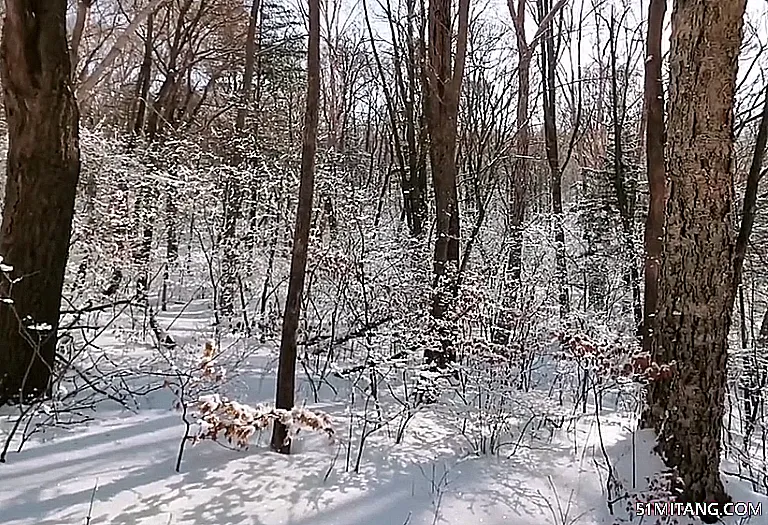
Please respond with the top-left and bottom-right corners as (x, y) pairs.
(505, 0), (531, 313)
(0, 0), (81, 405)
(404, 0), (428, 236)
(641, 0), (666, 354)
(271, 0), (320, 454)
(221, 0), (261, 318)
(607, 9), (642, 333)
(644, 1), (746, 520)
(538, 0), (569, 317)
(733, 85), (768, 285)
(423, 0), (469, 369)
(76, 0), (169, 100)
(69, 0), (93, 76)
(236, 0), (260, 132)
(132, 12), (154, 138)
(496, 0), (566, 342)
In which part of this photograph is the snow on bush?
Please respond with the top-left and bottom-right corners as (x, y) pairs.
(193, 394), (334, 449)
(178, 341), (334, 452)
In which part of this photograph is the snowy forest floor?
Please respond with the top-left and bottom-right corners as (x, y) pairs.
(1, 299), (766, 525)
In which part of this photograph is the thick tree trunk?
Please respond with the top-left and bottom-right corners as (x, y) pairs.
(644, 1), (746, 520)
(271, 0), (320, 454)
(430, 123), (461, 280)
(0, 0), (81, 405)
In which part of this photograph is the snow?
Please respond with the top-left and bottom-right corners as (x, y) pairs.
(1, 301), (766, 525)
(0, 408), (610, 524)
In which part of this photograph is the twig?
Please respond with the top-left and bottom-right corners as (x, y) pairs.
(85, 477), (99, 524)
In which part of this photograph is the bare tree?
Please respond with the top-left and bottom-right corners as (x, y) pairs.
(641, 0), (665, 353)
(77, 0), (170, 100)
(606, 7), (643, 332)
(643, 0), (747, 519)
(271, 0), (321, 454)
(70, 0), (95, 74)
(0, 0), (81, 405)
(505, 0), (533, 308)
(537, 0), (569, 317)
(423, 0), (470, 368)
(364, 0), (429, 237)
(220, 0), (262, 319)
(498, 0), (568, 338)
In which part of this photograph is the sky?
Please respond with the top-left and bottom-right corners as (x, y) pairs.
(300, 0), (768, 73)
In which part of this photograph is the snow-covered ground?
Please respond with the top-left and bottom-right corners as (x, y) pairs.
(1, 301), (765, 525)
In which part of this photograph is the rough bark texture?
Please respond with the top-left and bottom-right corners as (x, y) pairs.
(644, 1), (746, 520)
(271, 0), (320, 454)
(0, 0), (81, 405)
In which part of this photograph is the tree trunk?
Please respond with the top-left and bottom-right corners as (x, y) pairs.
(538, 0), (568, 317)
(69, 0), (93, 77)
(423, 0), (469, 369)
(497, 0), (565, 342)
(136, 0), (200, 300)
(733, 85), (768, 285)
(0, 0), (81, 405)
(162, 189), (178, 311)
(507, 47), (529, 302)
(644, 1), (746, 520)
(271, 0), (320, 454)
(132, 12), (154, 138)
(506, 0), (531, 318)
(236, 0), (260, 132)
(641, 0), (666, 353)
(106, 12), (154, 297)
(607, 10), (642, 333)
(76, 0), (168, 100)
(221, 0), (260, 319)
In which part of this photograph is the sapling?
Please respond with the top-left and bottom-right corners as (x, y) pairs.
(172, 341), (334, 472)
